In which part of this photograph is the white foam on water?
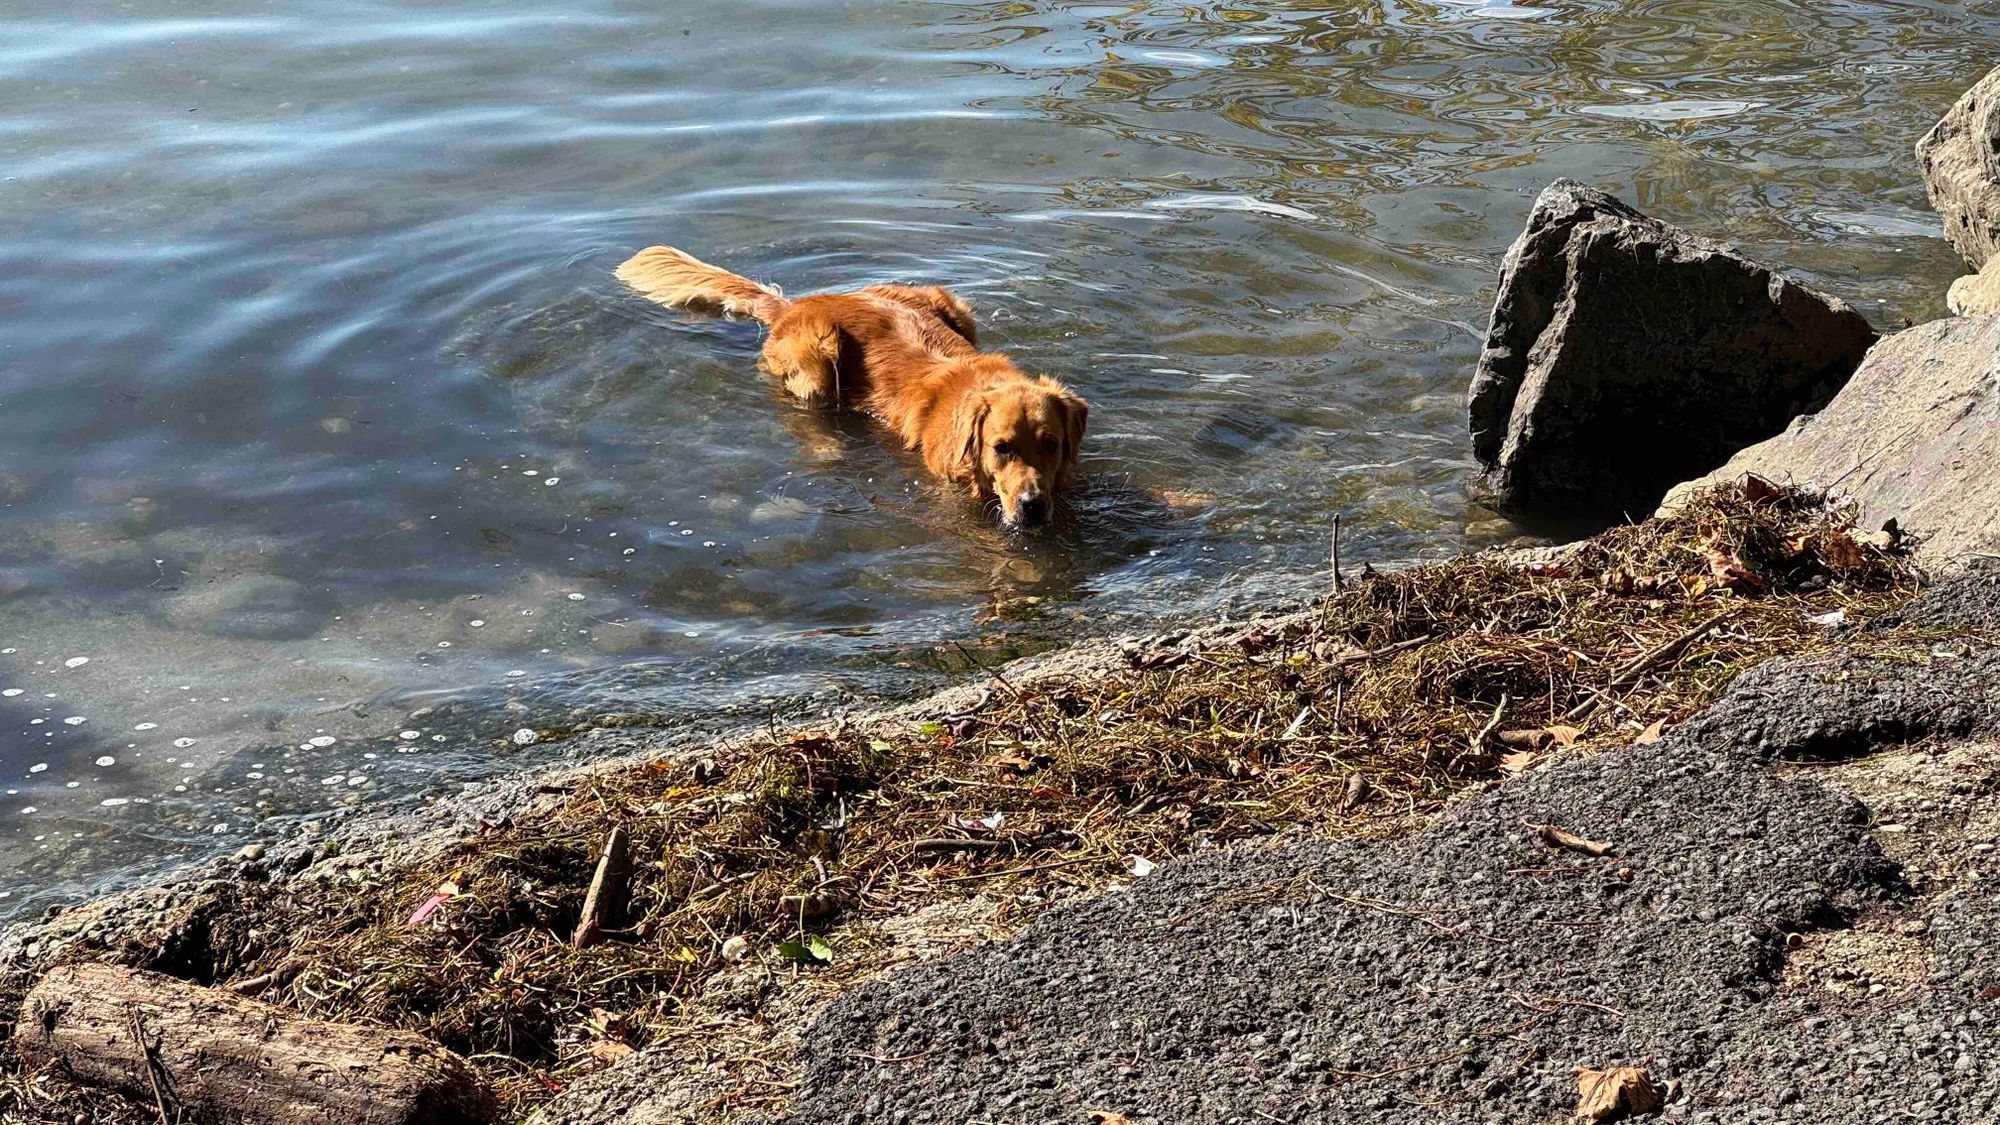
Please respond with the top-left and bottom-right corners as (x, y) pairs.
(1578, 98), (1762, 121)
(1144, 193), (1318, 222)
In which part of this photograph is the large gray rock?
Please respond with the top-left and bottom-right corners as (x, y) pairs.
(1661, 315), (2000, 568)
(1917, 65), (2000, 270)
(1469, 180), (1877, 518)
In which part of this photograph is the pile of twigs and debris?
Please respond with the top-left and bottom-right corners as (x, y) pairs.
(21, 482), (1932, 1120)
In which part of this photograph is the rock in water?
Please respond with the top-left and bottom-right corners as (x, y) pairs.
(1661, 315), (2000, 568)
(1917, 65), (2000, 270)
(1468, 179), (1875, 518)
(166, 575), (324, 639)
(15, 963), (493, 1125)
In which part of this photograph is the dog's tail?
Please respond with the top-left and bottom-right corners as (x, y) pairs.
(615, 245), (789, 322)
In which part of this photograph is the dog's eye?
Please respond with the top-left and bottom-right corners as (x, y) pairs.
(993, 441), (1012, 457)
(1040, 435), (1059, 453)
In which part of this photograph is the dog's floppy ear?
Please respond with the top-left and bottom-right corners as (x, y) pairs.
(1056, 389), (1088, 488)
(927, 390), (991, 489)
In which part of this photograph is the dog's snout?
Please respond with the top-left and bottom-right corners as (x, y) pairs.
(1017, 493), (1049, 525)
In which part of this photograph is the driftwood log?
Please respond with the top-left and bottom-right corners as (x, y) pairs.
(15, 963), (493, 1125)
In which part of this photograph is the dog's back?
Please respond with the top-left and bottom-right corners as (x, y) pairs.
(617, 246), (978, 408)
(615, 245), (1087, 527)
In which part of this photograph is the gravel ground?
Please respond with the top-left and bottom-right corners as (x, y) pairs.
(771, 577), (2000, 1125)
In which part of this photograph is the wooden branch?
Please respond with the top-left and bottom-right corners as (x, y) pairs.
(1524, 820), (1616, 857)
(909, 837), (1010, 854)
(1564, 609), (1734, 722)
(1470, 693), (1510, 755)
(125, 1004), (173, 1125)
(17, 963), (491, 1125)
(572, 824), (633, 950)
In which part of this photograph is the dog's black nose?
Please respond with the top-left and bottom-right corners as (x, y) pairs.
(1018, 495), (1049, 525)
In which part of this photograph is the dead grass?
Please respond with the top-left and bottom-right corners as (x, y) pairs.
(12, 482), (1937, 1121)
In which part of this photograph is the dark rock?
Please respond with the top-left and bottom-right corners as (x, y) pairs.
(1916, 65), (2000, 270)
(1661, 315), (2000, 568)
(1468, 180), (1876, 519)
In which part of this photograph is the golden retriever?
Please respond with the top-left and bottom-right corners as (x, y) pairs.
(616, 246), (1088, 528)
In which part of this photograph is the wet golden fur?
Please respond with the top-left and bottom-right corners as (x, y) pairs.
(616, 246), (1087, 526)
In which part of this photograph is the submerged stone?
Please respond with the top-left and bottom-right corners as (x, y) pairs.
(166, 575), (325, 640)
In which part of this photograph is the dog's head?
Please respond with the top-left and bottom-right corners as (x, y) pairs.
(951, 378), (1088, 528)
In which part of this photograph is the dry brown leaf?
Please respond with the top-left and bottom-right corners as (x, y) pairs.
(1499, 751), (1542, 775)
(1633, 719), (1667, 744)
(1600, 568), (1635, 595)
(588, 1040), (635, 1063)
(1824, 529), (1868, 570)
(1088, 1113), (1137, 1125)
(1544, 724), (1584, 747)
(1527, 821), (1615, 857)
(1573, 1064), (1664, 1120)
(1738, 474), (1780, 505)
(1235, 627), (1281, 653)
(1704, 544), (1766, 594)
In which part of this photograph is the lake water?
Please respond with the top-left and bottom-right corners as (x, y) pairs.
(0, 0), (1987, 916)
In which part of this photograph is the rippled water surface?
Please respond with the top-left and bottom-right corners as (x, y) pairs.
(0, 0), (1990, 913)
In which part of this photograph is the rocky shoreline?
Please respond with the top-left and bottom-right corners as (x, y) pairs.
(6, 66), (2000, 1125)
